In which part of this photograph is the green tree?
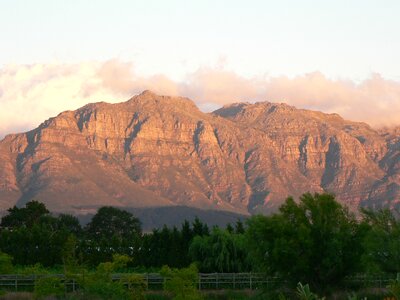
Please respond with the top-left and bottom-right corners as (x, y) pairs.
(57, 214), (82, 236)
(1, 200), (49, 228)
(361, 208), (400, 273)
(0, 208), (76, 266)
(86, 206), (141, 240)
(235, 220), (245, 234)
(189, 227), (250, 272)
(192, 217), (209, 237)
(226, 223), (234, 234)
(180, 220), (194, 266)
(246, 193), (362, 291)
(83, 206), (142, 265)
(0, 220), (71, 266)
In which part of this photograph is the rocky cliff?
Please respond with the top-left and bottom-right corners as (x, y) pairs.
(0, 91), (398, 215)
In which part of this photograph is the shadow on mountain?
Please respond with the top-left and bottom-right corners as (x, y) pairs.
(76, 206), (248, 232)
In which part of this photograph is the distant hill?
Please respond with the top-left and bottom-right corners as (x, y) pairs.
(77, 206), (248, 232)
(0, 90), (398, 218)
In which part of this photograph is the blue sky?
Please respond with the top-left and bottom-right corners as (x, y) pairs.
(1, 0), (399, 80)
(1, 1), (400, 137)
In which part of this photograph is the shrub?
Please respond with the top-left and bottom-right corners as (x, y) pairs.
(160, 264), (202, 300)
(34, 276), (64, 299)
(388, 273), (400, 300)
(0, 252), (13, 274)
(296, 282), (325, 300)
(79, 254), (135, 300)
(83, 279), (131, 300)
(120, 273), (147, 300)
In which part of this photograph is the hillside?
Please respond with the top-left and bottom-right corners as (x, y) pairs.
(0, 91), (398, 215)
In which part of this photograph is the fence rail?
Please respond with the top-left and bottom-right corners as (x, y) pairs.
(0, 273), (396, 292)
(0, 273), (274, 292)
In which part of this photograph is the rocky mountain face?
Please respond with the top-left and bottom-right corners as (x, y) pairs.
(0, 91), (398, 215)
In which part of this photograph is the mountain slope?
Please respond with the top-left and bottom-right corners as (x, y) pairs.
(0, 91), (398, 215)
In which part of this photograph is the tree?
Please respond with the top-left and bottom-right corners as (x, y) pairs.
(57, 214), (82, 237)
(235, 220), (245, 234)
(246, 193), (362, 291)
(192, 217), (209, 237)
(86, 206), (141, 240)
(83, 206), (142, 265)
(0, 203), (81, 267)
(1, 200), (49, 228)
(189, 227), (250, 272)
(180, 220), (194, 266)
(361, 208), (400, 274)
(226, 223), (234, 234)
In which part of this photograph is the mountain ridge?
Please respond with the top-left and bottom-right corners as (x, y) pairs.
(0, 90), (398, 215)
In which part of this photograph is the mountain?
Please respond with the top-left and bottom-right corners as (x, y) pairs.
(76, 206), (248, 232)
(0, 91), (399, 216)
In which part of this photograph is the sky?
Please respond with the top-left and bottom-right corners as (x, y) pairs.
(0, 0), (400, 137)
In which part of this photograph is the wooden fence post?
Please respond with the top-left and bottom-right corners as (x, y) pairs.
(198, 274), (201, 290)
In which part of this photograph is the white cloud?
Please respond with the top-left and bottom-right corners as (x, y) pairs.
(1, 60), (400, 138)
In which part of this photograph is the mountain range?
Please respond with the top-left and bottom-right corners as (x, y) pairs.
(0, 90), (399, 217)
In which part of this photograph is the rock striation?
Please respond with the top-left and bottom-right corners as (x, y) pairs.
(0, 91), (398, 215)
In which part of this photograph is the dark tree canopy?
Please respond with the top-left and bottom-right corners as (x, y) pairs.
(361, 208), (400, 274)
(57, 214), (82, 236)
(86, 206), (142, 240)
(246, 193), (363, 291)
(190, 227), (249, 273)
(1, 200), (49, 228)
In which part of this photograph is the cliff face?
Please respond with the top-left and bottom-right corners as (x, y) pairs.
(0, 91), (398, 215)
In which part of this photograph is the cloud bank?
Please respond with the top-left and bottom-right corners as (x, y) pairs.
(1, 60), (400, 138)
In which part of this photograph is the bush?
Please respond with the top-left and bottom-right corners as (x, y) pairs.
(296, 282), (325, 300)
(83, 280), (131, 300)
(34, 276), (64, 299)
(79, 254), (135, 300)
(388, 273), (400, 300)
(0, 252), (13, 274)
(160, 264), (202, 300)
(120, 273), (147, 299)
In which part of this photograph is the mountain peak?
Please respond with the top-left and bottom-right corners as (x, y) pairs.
(138, 89), (157, 97)
(124, 90), (200, 114)
(0, 92), (398, 216)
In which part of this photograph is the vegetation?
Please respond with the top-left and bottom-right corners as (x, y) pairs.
(33, 276), (64, 299)
(246, 193), (363, 291)
(189, 226), (249, 272)
(0, 193), (400, 298)
(160, 264), (201, 299)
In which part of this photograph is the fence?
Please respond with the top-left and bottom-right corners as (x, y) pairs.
(0, 273), (396, 292)
(0, 273), (273, 292)
(197, 273), (279, 290)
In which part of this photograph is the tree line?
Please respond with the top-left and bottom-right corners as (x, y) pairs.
(1, 193), (400, 292)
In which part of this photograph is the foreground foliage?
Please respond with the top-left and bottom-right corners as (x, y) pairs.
(246, 193), (363, 291)
(160, 264), (202, 300)
(1, 193), (400, 298)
